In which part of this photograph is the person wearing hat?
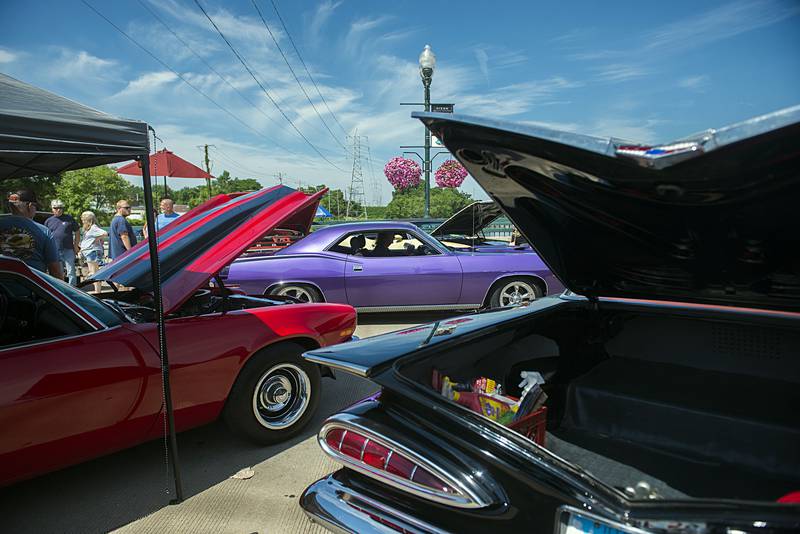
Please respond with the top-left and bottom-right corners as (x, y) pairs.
(0, 189), (63, 278)
(44, 199), (80, 285)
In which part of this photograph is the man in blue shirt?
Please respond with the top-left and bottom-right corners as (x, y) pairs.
(109, 199), (137, 260)
(44, 199), (80, 285)
(0, 189), (63, 277)
(156, 198), (180, 231)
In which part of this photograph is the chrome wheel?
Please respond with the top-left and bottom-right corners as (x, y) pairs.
(252, 363), (311, 429)
(498, 280), (537, 307)
(274, 285), (315, 302)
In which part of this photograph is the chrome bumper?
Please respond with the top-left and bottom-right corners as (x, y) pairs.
(300, 473), (448, 534)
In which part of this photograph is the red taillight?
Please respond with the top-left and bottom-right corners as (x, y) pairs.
(323, 427), (456, 495)
(362, 440), (390, 468)
(325, 428), (345, 450)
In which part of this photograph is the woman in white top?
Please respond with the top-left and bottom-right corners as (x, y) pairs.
(80, 211), (108, 292)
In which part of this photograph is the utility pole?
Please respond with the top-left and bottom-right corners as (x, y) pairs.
(203, 144), (213, 198)
(274, 172), (284, 185)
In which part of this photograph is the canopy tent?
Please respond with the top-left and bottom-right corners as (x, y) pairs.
(315, 204), (333, 218)
(0, 73), (150, 178)
(0, 73), (184, 500)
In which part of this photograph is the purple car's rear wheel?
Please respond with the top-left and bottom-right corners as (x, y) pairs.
(270, 284), (322, 303)
(490, 278), (541, 308)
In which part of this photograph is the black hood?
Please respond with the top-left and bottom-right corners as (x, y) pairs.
(414, 106), (800, 312)
(431, 201), (502, 237)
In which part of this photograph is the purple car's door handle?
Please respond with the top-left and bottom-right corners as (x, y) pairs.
(352, 264), (363, 271)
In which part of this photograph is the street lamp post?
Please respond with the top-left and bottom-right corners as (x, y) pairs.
(419, 44), (436, 218)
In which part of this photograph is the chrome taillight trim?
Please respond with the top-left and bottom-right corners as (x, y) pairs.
(319, 413), (493, 509)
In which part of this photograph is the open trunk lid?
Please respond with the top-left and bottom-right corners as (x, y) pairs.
(430, 201), (502, 238)
(414, 107), (800, 312)
(91, 185), (325, 314)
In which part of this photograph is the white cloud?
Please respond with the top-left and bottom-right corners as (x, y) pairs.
(46, 49), (117, 81)
(112, 71), (178, 99)
(643, 0), (799, 53)
(0, 48), (17, 64)
(474, 48), (489, 85)
(344, 15), (392, 56)
(593, 64), (649, 83)
(307, 0), (342, 47)
(677, 75), (710, 91)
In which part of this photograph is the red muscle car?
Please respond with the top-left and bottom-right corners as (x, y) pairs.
(0, 185), (356, 486)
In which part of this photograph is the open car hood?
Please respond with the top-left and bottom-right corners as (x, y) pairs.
(431, 201), (502, 237)
(91, 185), (325, 314)
(414, 107), (800, 312)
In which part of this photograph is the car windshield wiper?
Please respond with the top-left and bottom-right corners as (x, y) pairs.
(101, 299), (131, 323)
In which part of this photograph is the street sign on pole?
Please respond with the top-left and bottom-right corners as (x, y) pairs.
(431, 103), (454, 113)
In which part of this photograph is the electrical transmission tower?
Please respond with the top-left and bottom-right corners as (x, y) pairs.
(346, 130), (367, 219)
(363, 136), (382, 207)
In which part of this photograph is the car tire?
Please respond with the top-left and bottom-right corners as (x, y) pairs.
(223, 342), (321, 445)
(269, 284), (322, 303)
(489, 277), (542, 308)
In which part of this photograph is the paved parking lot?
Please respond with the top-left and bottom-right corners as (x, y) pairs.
(0, 312), (456, 534)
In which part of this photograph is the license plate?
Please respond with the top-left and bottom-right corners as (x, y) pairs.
(559, 507), (649, 534)
(566, 514), (628, 534)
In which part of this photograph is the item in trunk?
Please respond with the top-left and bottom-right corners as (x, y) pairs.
(514, 383), (548, 421)
(474, 376), (498, 395)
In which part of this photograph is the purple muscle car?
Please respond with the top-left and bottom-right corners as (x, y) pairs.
(223, 221), (563, 312)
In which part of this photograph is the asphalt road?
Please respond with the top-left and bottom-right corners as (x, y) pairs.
(0, 311), (459, 534)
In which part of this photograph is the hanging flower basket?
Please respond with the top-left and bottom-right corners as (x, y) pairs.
(434, 159), (468, 188)
(384, 157), (421, 190)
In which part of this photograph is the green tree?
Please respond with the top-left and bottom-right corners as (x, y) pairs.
(299, 184), (363, 219)
(1, 175), (61, 213)
(56, 166), (132, 224)
(385, 186), (473, 219)
(214, 170), (260, 194)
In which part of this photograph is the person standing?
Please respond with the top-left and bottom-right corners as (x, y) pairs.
(79, 211), (107, 293)
(44, 199), (80, 285)
(156, 198), (180, 231)
(109, 199), (137, 260)
(0, 189), (63, 277)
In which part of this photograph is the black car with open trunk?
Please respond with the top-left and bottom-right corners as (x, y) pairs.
(299, 106), (800, 534)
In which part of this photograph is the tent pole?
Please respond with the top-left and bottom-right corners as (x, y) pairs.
(141, 154), (184, 503)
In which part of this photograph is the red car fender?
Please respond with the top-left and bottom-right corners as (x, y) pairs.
(134, 302), (356, 438)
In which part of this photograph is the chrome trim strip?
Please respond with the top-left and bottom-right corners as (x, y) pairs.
(0, 325), (123, 353)
(318, 413), (493, 509)
(355, 303), (482, 313)
(302, 475), (449, 534)
(303, 354), (370, 377)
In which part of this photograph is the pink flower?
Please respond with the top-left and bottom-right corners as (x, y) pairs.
(434, 159), (467, 188)
(384, 157), (421, 190)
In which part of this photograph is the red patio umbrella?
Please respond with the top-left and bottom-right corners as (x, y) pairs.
(117, 148), (214, 198)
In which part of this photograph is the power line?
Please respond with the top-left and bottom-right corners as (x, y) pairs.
(268, 0), (349, 136)
(250, 0), (347, 151)
(211, 147), (270, 177)
(192, 0), (346, 173)
(81, 0), (293, 156)
(135, 0), (291, 146)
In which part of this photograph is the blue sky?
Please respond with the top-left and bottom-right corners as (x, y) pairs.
(1, 0), (798, 203)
